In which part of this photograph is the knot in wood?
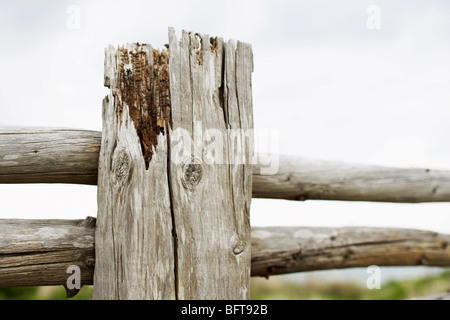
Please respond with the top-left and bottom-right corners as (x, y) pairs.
(181, 158), (203, 190)
(232, 240), (245, 256)
(112, 149), (131, 182)
(85, 256), (95, 267)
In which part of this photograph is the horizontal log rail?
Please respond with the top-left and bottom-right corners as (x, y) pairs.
(253, 156), (450, 203)
(1, 218), (449, 288)
(0, 218), (96, 288)
(1, 127), (450, 203)
(251, 226), (450, 277)
(0, 128), (100, 185)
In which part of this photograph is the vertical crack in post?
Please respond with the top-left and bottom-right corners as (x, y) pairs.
(166, 122), (179, 300)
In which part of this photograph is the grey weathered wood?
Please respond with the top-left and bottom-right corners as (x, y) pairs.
(251, 226), (450, 277)
(93, 43), (175, 300)
(253, 155), (450, 203)
(166, 29), (253, 299)
(94, 29), (254, 300)
(2, 130), (450, 204)
(0, 127), (100, 185)
(2, 219), (450, 288)
(0, 218), (95, 288)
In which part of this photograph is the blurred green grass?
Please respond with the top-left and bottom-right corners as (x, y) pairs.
(0, 285), (93, 300)
(1, 270), (449, 300)
(251, 270), (450, 300)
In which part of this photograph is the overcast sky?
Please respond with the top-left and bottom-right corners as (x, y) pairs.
(1, 1), (450, 239)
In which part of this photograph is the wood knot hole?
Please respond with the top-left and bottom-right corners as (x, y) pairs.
(181, 158), (203, 190)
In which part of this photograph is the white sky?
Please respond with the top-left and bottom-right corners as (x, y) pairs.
(1, 0), (450, 238)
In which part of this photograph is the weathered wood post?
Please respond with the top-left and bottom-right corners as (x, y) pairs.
(93, 28), (254, 300)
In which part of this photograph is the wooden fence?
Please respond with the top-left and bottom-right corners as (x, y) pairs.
(1, 28), (450, 300)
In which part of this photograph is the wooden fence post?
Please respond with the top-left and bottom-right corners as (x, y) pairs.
(93, 28), (254, 300)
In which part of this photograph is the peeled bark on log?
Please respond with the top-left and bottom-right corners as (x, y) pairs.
(0, 218), (95, 288)
(1, 219), (449, 288)
(2, 130), (450, 204)
(252, 155), (450, 203)
(251, 226), (450, 277)
(0, 127), (100, 185)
